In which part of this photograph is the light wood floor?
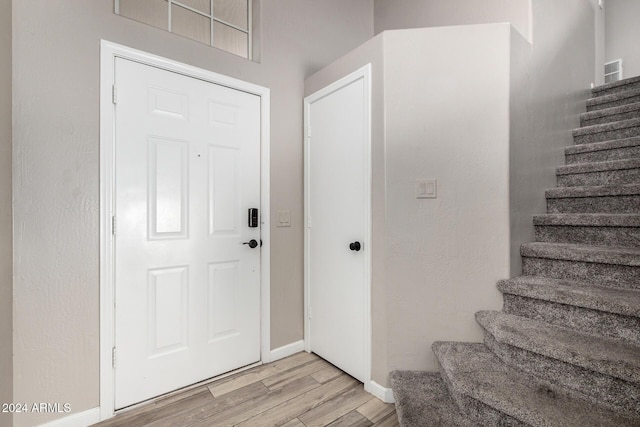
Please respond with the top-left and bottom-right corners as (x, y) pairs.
(93, 352), (399, 427)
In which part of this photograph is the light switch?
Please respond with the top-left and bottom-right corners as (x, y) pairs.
(416, 179), (437, 199)
(277, 210), (291, 227)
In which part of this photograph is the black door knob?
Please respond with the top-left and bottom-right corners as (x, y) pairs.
(349, 241), (361, 251)
(242, 239), (259, 249)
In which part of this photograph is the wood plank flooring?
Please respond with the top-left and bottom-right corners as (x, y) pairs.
(92, 352), (399, 427)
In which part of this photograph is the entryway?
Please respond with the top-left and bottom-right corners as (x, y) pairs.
(100, 41), (271, 416)
(91, 352), (399, 426)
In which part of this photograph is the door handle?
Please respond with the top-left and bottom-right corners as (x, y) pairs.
(242, 239), (259, 249)
(349, 241), (362, 251)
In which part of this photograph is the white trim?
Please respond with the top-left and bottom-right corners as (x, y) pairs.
(269, 340), (305, 362)
(303, 64), (373, 391)
(37, 407), (101, 427)
(366, 380), (395, 404)
(99, 40), (270, 422)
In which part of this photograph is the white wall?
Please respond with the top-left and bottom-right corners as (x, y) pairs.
(374, 0), (532, 41)
(11, 1), (373, 425)
(605, 0), (640, 79)
(305, 23), (513, 382)
(509, 0), (601, 274)
(373, 0), (602, 276)
(0, 0), (13, 426)
(383, 25), (510, 373)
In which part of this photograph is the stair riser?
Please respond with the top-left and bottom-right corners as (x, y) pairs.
(557, 168), (640, 187)
(593, 81), (640, 98)
(436, 363), (526, 427)
(565, 145), (640, 164)
(534, 225), (640, 247)
(521, 257), (640, 289)
(574, 126), (640, 145)
(588, 94), (640, 112)
(581, 109), (640, 127)
(483, 333), (640, 417)
(502, 294), (640, 344)
(547, 195), (640, 214)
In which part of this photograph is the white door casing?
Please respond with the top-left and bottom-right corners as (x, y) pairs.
(304, 65), (372, 387)
(100, 41), (271, 419)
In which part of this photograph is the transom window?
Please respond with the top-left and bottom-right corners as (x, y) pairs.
(116, 0), (252, 59)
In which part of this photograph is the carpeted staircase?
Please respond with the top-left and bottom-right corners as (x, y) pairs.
(390, 76), (640, 426)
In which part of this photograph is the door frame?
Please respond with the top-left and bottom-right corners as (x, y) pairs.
(303, 64), (372, 392)
(99, 40), (271, 420)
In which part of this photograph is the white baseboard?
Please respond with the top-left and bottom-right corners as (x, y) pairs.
(270, 340), (305, 361)
(38, 407), (101, 427)
(366, 380), (395, 403)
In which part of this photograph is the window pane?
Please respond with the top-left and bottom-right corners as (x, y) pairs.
(214, 0), (247, 30)
(175, 0), (211, 15)
(119, 0), (169, 30)
(213, 22), (248, 58)
(172, 4), (211, 45)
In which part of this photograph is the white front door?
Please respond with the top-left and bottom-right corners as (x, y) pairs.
(304, 65), (371, 383)
(114, 57), (261, 409)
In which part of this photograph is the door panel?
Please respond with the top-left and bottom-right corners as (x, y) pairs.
(306, 73), (369, 383)
(114, 58), (261, 409)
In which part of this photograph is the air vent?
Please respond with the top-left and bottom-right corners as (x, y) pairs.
(604, 59), (623, 84)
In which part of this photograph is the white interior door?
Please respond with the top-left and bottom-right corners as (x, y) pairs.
(114, 57), (261, 409)
(305, 66), (371, 383)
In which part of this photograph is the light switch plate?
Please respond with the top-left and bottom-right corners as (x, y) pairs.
(277, 210), (291, 227)
(416, 179), (437, 199)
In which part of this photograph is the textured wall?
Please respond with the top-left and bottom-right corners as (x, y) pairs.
(11, 1), (372, 425)
(606, 0), (640, 79)
(509, 0), (600, 276)
(383, 25), (510, 374)
(0, 0), (13, 425)
(374, 0), (532, 41)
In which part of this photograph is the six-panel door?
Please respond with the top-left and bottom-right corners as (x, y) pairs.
(114, 58), (261, 408)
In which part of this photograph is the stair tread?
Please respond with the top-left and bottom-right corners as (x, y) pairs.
(476, 310), (640, 383)
(587, 88), (640, 108)
(557, 158), (640, 175)
(592, 76), (640, 96)
(521, 242), (640, 266)
(546, 183), (640, 198)
(565, 136), (640, 155)
(533, 213), (640, 227)
(498, 275), (640, 318)
(580, 101), (640, 122)
(389, 371), (470, 427)
(573, 117), (640, 137)
(433, 341), (639, 426)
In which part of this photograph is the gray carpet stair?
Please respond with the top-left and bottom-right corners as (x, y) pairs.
(432, 342), (638, 426)
(546, 183), (640, 213)
(476, 310), (640, 416)
(572, 117), (640, 144)
(533, 213), (640, 247)
(389, 371), (470, 427)
(498, 276), (640, 343)
(586, 87), (640, 112)
(556, 158), (640, 187)
(580, 102), (640, 126)
(565, 136), (640, 164)
(591, 75), (640, 98)
(391, 75), (640, 426)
